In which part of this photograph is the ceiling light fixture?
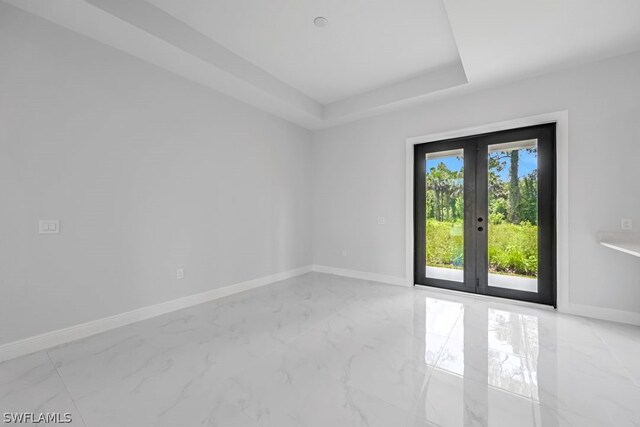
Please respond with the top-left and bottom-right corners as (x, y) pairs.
(313, 16), (328, 28)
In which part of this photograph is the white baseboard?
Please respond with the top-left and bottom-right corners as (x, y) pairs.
(0, 265), (312, 363)
(312, 265), (410, 287)
(312, 265), (640, 326)
(4, 264), (635, 363)
(560, 302), (640, 326)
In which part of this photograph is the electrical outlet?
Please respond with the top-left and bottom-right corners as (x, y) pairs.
(377, 216), (386, 225)
(176, 268), (185, 279)
(621, 218), (633, 230)
(39, 220), (60, 234)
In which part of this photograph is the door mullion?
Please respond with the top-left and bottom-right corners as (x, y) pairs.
(463, 140), (478, 293)
(475, 141), (489, 295)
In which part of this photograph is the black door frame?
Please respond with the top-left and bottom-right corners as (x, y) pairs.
(414, 124), (556, 307)
(414, 137), (477, 295)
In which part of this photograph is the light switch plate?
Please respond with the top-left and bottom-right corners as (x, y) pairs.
(39, 220), (60, 234)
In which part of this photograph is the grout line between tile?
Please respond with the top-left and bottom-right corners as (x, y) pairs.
(587, 320), (640, 388)
(519, 315), (542, 426)
(406, 307), (464, 419)
(45, 351), (89, 427)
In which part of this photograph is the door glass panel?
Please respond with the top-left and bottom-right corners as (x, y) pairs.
(487, 140), (538, 292)
(425, 149), (464, 282)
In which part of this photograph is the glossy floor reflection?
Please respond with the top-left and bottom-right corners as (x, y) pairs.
(1, 272), (639, 426)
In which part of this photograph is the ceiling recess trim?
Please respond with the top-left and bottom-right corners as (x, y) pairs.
(2, 0), (468, 130)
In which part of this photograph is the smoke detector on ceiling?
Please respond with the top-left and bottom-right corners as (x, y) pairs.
(313, 17), (328, 28)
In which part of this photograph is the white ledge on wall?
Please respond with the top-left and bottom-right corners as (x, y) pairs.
(598, 232), (640, 258)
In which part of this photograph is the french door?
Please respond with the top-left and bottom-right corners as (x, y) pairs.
(414, 124), (556, 306)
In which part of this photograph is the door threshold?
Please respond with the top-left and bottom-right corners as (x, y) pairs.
(414, 283), (557, 312)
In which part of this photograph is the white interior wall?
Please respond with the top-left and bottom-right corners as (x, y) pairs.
(312, 51), (640, 322)
(2, 1), (640, 351)
(0, 4), (312, 346)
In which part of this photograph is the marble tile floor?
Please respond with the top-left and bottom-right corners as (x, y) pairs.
(1, 272), (639, 426)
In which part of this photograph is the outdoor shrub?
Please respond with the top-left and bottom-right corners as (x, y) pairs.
(426, 220), (538, 277)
